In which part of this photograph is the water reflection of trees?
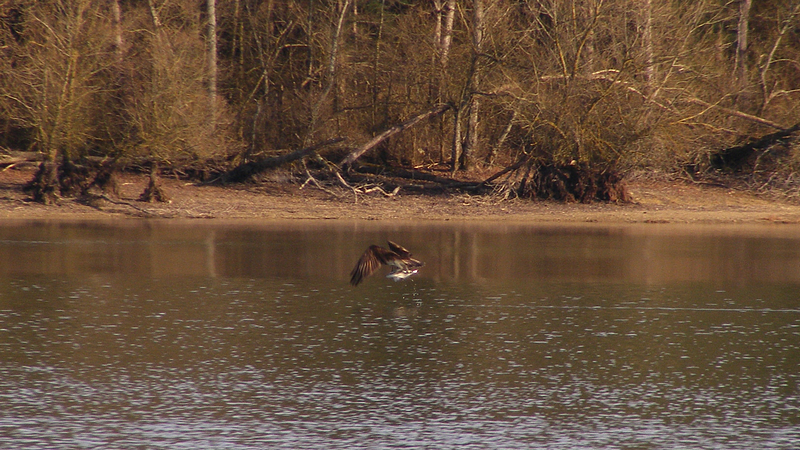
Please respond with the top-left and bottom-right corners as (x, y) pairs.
(1, 222), (800, 285)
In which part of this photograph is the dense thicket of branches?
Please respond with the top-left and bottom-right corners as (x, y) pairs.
(0, 0), (799, 201)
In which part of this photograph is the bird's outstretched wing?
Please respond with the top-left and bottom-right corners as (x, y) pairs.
(388, 240), (423, 269)
(350, 245), (386, 286)
(387, 240), (411, 258)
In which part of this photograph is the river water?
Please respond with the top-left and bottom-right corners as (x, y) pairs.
(0, 220), (798, 449)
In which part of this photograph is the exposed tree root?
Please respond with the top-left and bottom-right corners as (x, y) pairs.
(26, 157), (121, 205)
(58, 157), (90, 197)
(492, 161), (631, 203)
(26, 162), (60, 205)
(139, 164), (171, 203)
(86, 163), (121, 198)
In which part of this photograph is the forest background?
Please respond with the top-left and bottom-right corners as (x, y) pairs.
(0, 0), (799, 204)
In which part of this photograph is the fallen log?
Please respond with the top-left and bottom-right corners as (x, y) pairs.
(223, 137), (345, 183)
(341, 103), (451, 168)
(348, 165), (479, 190)
(710, 122), (800, 171)
(0, 151), (42, 169)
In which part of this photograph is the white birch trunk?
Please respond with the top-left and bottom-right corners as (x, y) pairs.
(440, 0), (456, 68)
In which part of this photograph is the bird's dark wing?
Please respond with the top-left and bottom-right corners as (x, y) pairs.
(387, 240), (411, 258)
(387, 240), (424, 269)
(350, 245), (388, 286)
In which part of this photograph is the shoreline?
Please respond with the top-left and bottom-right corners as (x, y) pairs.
(1, 167), (800, 224)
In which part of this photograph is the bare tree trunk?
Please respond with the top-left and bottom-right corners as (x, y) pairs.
(308, 0), (350, 143)
(139, 162), (170, 203)
(463, 98), (479, 170)
(232, 0), (242, 72)
(207, 0), (218, 126)
(371, 0), (384, 127)
(147, 0), (163, 30)
(734, 0), (751, 85)
(146, 0), (171, 55)
(436, 0), (456, 163)
(110, 0), (123, 63)
(488, 111), (516, 167)
(583, 1), (595, 76)
(432, 1), (443, 68)
(440, 0), (456, 68)
(351, 1), (358, 36)
(451, 108), (463, 172)
(642, 0), (655, 87)
(461, 0), (485, 171)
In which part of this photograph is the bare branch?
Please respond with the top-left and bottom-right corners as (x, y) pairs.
(682, 98), (785, 130)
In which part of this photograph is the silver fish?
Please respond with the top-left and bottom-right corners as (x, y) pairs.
(386, 268), (418, 282)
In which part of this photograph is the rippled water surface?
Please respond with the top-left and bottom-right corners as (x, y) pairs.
(0, 220), (799, 449)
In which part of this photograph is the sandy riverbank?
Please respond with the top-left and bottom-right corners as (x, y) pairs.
(1, 166), (799, 224)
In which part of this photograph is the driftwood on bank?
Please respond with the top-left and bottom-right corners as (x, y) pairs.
(0, 151), (42, 169)
(223, 137), (345, 183)
(348, 157), (629, 203)
(349, 164), (481, 191)
(341, 103), (452, 168)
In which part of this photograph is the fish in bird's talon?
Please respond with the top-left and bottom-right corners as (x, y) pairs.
(386, 268), (418, 282)
(350, 241), (423, 286)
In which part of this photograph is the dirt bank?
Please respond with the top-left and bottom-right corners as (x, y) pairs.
(1, 166), (799, 224)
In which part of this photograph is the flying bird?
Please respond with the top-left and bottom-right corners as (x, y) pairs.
(350, 240), (424, 286)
